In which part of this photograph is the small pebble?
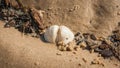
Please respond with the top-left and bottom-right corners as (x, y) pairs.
(66, 42), (75, 51)
(74, 46), (80, 51)
(116, 5), (119, 8)
(66, 46), (73, 51)
(75, 32), (80, 37)
(56, 52), (62, 56)
(91, 59), (100, 64)
(97, 37), (105, 41)
(34, 61), (39, 66)
(99, 44), (110, 50)
(94, 48), (102, 52)
(117, 11), (120, 15)
(82, 58), (87, 63)
(75, 57), (78, 59)
(58, 45), (66, 51)
(100, 49), (113, 58)
(79, 41), (87, 49)
(100, 63), (105, 67)
(98, 54), (101, 57)
(114, 63), (118, 66)
(78, 63), (81, 66)
(73, 51), (77, 54)
(69, 59), (72, 62)
(75, 36), (80, 41)
(118, 22), (120, 26)
(90, 34), (97, 40)
(90, 49), (94, 53)
(83, 33), (90, 39)
(112, 30), (119, 33)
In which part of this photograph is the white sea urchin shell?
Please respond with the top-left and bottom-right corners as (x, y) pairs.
(44, 25), (59, 43)
(44, 25), (74, 45)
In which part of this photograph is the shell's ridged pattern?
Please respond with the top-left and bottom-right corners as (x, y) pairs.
(44, 25), (59, 43)
(44, 25), (74, 45)
(59, 26), (74, 44)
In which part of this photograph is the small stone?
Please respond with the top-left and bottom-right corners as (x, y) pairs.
(114, 63), (118, 66)
(83, 33), (90, 39)
(66, 46), (73, 51)
(40, 29), (45, 34)
(118, 22), (120, 26)
(116, 5), (119, 8)
(75, 36), (80, 41)
(58, 45), (66, 51)
(66, 42), (75, 51)
(74, 46), (80, 51)
(3, 12), (7, 16)
(100, 63), (105, 67)
(76, 40), (82, 45)
(82, 58), (87, 63)
(117, 11), (120, 15)
(91, 59), (100, 64)
(90, 49), (94, 53)
(85, 39), (97, 48)
(57, 41), (64, 46)
(112, 30), (119, 33)
(4, 23), (10, 28)
(79, 41), (87, 49)
(90, 44), (99, 49)
(75, 57), (78, 59)
(69, 59), (72, 62)
(56, 52), (62, 56)
(78, 63), (81, 66)
(104, 39), (112, 45)
(34, 61), (39, 66)
(3, 17), (7, 20)
(69, 9), (74, 12)
(75, 32), (80, 37)
(94, 48), (102, 52)
(109, 57), (114, 60)
(90, 34), (97, 40)
(99, 44), (110, 50)
(31, 33), (38, 37)
(47, 7), (53, 10)
(97, 37), (105, 41)
(100, 49), (113, 58)
(68, 41), (76, 47)
(98, 54), (101, 57)
(96, 41), (102, 45)
(73, 51), (77, 54)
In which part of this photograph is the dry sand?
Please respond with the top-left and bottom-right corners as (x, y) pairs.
(9, 0), (120, 37)
(0, 21), (120, 68)
(0, 0), (120, 68)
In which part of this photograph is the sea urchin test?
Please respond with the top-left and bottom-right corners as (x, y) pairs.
(44, 25), (74, 45)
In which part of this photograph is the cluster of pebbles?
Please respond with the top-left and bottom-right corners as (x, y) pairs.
(110, 29), (120, 60)
(0, 0), (45, 37)
(74, 28), (120, 60)
(0, 8), (32, 31)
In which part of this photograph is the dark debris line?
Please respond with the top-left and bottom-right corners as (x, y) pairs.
(74, 28), (120, 60)
(0, 0), (45, 37)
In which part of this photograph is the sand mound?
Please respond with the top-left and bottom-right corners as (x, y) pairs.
(0, 22), (120, 68)
(18, 0), (120, 37)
